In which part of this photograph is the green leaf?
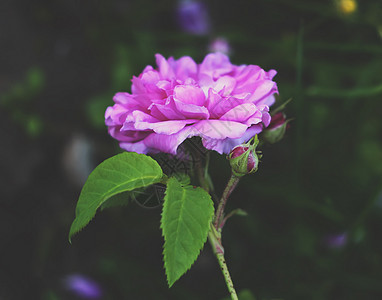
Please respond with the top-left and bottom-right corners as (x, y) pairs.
(161, 177), (214, 287)
(69, 152), (163, 242)
(99, 191), (131, 210)
(173, 173), (190, 185)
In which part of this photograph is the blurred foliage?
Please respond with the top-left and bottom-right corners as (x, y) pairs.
(1, 67), (45, 137)
(1, 0), (382, 299)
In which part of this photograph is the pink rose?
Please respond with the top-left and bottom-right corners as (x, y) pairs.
(105, 53), (278, 155)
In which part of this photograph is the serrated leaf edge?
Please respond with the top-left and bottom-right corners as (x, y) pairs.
(161, 178), (214, 287)
(69, 152), (163, 242)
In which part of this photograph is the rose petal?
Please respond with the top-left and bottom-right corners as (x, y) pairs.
(205, 88), (222, 111)
(120, 140), (153, 154)
(214, 76), (236, 96)
(257, 94), (277, 107)
(244, 110), (263, 126)
(144, 126), (197, 154)
(151, 102), (186, 120)
(193, 120), (249, 139)
(262, 111), (271, 127)
(248, 80), (278, 104)
(199, 52), (234, 79)
(267, 69), (277, 80)
(202, 124), (263, 154)
(156, 54), (175, 79)
(208, 96), (245, 119)
(140, 70), (161, 86)
(108, 126), (151, 143)
(143, 119), (249, 154)
(125, 110), (158, 124)
(233, 66), (264, 94)
(105, 105), (129, 126)
(134, 119), (197, 135)
(172, 56), (198, 80)
(173, 85), (206, 106)
(173, 99), (210, 119)
(219, 103), (259, 122)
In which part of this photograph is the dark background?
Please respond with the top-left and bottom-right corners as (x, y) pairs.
(1, 0), (382, 299)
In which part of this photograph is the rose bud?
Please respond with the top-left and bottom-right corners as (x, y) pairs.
(262, 112), (289, 144)
(228, 136), (260, 177)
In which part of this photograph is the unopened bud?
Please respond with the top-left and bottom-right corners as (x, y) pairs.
(262, 112), (289, 144)
(228, 136), (260, 177)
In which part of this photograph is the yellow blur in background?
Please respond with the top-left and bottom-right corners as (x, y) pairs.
(336, 0), (357, 15)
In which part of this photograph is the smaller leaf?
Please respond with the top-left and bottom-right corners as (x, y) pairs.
(69, 152), (163, 242)
(161, 177), (214, 287)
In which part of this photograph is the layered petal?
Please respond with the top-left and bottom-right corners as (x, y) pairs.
(173, 99), (210, 119)
(155, 54), (176, 79)
(143, 126), (198, 154)
(199, 52), (234, 79)
(202, 124), (263, 154)
(173, 85), (206, 106)
(105, 53), (278, 155)
(133, 119), (196, 135)
(171, 56), (198, 80)
(219, 103), (260, 124)
(193, 120), (249, 139)
(120, 140), (153, 155)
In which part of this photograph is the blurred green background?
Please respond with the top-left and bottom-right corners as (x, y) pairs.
(1, 0), (382, 299)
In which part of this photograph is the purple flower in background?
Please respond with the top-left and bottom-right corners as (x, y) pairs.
(323, 232), (348, 249)
(105, 53), (278, 155)
(176, 0), (211, 35)
(63, 274), (103, 299)
(208, 37), (231, 55)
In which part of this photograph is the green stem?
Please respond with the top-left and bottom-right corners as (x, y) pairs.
(194, 150), (210, 192)
(214, 174), (240, 229)
(198, 163), (240, 298)
(208, 226), (238, 300)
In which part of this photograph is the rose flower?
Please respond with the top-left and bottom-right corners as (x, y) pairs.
(105, 53), (278, 155)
